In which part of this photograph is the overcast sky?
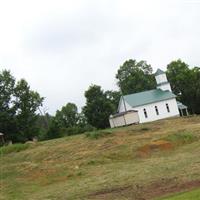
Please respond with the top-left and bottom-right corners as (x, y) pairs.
(0, 0), (200, 114)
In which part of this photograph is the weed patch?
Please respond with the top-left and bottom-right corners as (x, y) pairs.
(163, 132), (197, 145)
(140, 127), (151, 131)
(85, 130), (112, 139)
(0, 143), (30, 155)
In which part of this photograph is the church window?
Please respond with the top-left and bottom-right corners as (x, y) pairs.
(166, 103), (170, 112)
(155, 106), (159, 115)
(143, 108), (148, 118)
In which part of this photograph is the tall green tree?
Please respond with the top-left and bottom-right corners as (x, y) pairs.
(0, 70), (16, 139)
(105, 90), (121, 111)
(166, 59), (189, 95)
(116, 59), (156, 95)
(83, 85), (114, 129)
(13, 79), (44, 141)
(47, 103), (78, 139)
(167, 59), (200, 114)
(55, 103), (78, 128)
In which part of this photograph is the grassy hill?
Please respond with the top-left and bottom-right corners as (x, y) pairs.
(1, 116), (200, 200)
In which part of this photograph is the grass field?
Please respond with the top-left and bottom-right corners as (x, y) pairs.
(158, 188), (200, 200)
(1, 116), (200, 200)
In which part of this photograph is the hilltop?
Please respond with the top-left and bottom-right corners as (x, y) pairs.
(1, 116), (200, 200)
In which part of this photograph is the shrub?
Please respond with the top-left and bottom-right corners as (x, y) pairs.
(0, 143), (30, 155)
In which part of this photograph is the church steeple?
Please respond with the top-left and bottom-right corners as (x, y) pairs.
(155, 69), (172, 92)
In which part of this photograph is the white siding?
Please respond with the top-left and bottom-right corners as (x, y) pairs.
(155, 74), (167, 84)
(125, 112), (140, 124)
(119, 98), (180, 123)
(134, 98), (179, 123)
(118, 98), (132, 113)
(109, 112), (139, 128)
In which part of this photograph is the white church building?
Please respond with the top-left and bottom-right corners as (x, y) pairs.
(109, 69), (188, 128)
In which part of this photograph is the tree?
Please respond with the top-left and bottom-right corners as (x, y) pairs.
(46, 103), (79, 139)
(55, 103), (78, 128)
(0, 70), (16, 140)
(105, 90), (121, 111)
(166, 59), (190, 95)
(13, 79), (44, 141)
(190, 67), (200, 114)
(83, 85), (114, 129)
(167, 59), (200, 114)
(0, 70), (44, 142)
(116, 59), (156, 95)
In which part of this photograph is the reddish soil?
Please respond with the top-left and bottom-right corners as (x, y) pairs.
(137, 140), (173, 158)
(89, 178), (200, 200)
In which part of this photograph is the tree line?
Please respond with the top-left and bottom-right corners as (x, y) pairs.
(1, 59), (200, 143)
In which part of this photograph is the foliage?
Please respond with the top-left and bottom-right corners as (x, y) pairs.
(0, 70), (43, 142)
(46, 104), (95, 139)
(13, 79), (44, 142)
(0, 70), (16, 140)
(83, 85), (115, 129)
(105, 90), (121, 111)
(55, 103), (78, 128)
(167, 59), (200, 114)
(116, 59), (156, 95)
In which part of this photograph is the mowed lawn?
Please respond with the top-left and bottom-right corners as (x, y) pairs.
(158, 188), (200, 200)
(1, 116), (200, 200)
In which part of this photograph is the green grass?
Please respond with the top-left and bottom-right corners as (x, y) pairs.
(163, 131), (198, 145)
(0, 143), (30, 155)
(85, 130), (113, 139)
(1, 116), (200, 200)
(158, 188), (200, 200)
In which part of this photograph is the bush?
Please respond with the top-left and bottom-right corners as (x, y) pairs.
(0, 143), (30, 155)
(46, 123), (96, 140)
(85, 130), (112, 139)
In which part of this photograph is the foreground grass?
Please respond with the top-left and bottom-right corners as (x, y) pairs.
(0, 143), (31, 155)
(1, 116), (200, 200)
(158, 188), (200, 200)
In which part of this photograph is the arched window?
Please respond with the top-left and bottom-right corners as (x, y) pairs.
(166, 103), (170, 112)
(155, 106), (159, 115)
(143, 108), (148, 118)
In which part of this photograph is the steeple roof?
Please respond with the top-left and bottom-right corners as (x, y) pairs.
(155, 68), (165, 76)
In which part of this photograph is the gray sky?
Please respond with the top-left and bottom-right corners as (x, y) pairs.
(0, 0), (200, 114)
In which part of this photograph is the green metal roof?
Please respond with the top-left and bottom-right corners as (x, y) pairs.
(155, 68), (165, 76)
(122, 89), (176, 108)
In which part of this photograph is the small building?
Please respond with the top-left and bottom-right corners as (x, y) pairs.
(109, 110), (139, 128)
(109, 68), (188, 127)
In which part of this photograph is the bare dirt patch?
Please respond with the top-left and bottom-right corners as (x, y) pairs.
(136, 140), (173, 158)
(89, 178), (200, 200)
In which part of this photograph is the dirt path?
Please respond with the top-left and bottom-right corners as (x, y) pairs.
(88, 178), (200, 200)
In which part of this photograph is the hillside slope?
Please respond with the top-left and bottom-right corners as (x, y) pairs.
(1, 116), (200, 200)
